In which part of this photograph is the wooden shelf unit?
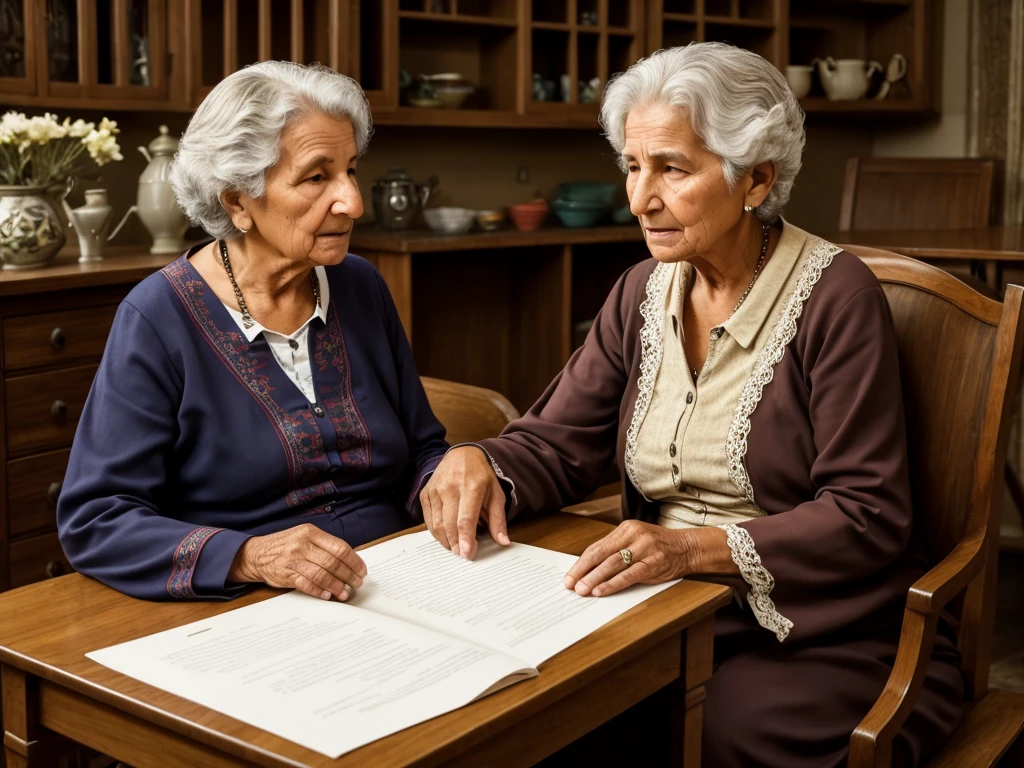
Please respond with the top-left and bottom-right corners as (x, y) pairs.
(0, 0), (942, 124)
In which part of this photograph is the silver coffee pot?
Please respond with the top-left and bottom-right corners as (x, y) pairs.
(372, 168), (438, 231)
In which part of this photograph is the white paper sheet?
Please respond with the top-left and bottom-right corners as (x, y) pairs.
(87, 592), (532, 758)
(352, 530), (680, 667)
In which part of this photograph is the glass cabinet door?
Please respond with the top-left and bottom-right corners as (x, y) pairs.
(0, 0), (37, 95)
(90, 0), (169, 100)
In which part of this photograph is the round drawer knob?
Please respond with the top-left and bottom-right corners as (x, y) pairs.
(47, 481), (63, 507)
(50, 399), (68, 422)
(50, 327), (66, 349)
(46, 560), (65, 578)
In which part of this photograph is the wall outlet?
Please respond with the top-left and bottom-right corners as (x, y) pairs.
(517, 166), (530, 183)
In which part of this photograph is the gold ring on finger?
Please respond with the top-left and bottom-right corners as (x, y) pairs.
(619, 548), (633, 566)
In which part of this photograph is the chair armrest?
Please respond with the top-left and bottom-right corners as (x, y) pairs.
(848, 531), (987, 767)
(906, 530), (986, 614)
(561, 495), (623, 526)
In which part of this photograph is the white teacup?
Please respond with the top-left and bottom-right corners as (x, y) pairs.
(786, 65), (812, 99)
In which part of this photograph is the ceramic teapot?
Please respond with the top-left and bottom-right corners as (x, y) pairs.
(372, 168), (438, 231)
(816, 57), (883, 101)
(137, 125), (190, 254)
(61, 182), (135, 263)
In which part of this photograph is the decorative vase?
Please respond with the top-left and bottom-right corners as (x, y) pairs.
(61, 188), (137, 263)
(0, 186), (66, 270)
(137, 125), (189, 255)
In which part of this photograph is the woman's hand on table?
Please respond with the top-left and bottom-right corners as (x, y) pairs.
(228, 524), (367, 601)
(564, 520), (704, 597)
(421, 446), (510, 560)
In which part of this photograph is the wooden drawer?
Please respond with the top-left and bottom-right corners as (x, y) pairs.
(3, 305), (118, 373)
(9, 532), (73, 590)
(7, 449), (70, 537)
(5, 365), (98, 457)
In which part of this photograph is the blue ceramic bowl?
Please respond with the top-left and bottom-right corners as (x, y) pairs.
(555, 182), (618, 206)
(553, 200), (606, 228)
(611, 204), (636, 224)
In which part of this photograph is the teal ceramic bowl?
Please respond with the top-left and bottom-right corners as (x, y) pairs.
(555, 182), (618, 206)
(553, 200), (606, 228)
(611, 204), (636, 224)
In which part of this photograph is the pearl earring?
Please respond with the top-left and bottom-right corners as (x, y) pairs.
(744, 205), (754, 212)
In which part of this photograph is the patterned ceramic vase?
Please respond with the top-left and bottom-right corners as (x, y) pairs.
(0, 185), (66, 269)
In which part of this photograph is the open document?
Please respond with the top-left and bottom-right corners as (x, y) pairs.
(87, 530), (679, 759)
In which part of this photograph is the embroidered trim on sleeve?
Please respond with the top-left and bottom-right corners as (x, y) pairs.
(624, 263), (673, 497)
(166, 526), (223, 598)
(724, 524), (793, 642)
(726, 240), (842, 504)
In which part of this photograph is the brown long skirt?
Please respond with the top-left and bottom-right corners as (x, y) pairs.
(540, 625), (963, 767)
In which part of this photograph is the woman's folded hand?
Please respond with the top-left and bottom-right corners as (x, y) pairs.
(421, 446), (510, 559)
(563, 520), (696, 597)
(228, 523), (367, 601)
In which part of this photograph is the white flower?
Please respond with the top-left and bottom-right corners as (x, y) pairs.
(83, 129), (123, 165)
(63, 118), (94, 138)
(97, 117), (119, 135)
(0, 111), (30, 145)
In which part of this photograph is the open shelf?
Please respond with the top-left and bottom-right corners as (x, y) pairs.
(397, 11), (518, 28)
(532, 21), (572, 31)
(703, 16), (777, 28)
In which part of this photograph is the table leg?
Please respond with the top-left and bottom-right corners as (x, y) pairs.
(2, 665), (48, 768)
(984, 258), (1002, 293)
(669, 614), (715, 768)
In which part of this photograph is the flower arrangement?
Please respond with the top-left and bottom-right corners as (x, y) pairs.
(0, 111), (124, 188)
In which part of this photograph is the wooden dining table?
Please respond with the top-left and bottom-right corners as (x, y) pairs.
(828, 227), (1024, 292)
(0, 514), (730, 768)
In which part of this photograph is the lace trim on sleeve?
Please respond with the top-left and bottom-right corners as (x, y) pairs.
(724, 523), (794, 642)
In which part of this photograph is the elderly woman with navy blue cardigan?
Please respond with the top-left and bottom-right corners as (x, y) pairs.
(57, 61), (447, 602)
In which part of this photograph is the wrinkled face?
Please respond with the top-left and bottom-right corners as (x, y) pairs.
(623, 102), (751, 263)
(244, 112), (364, 266)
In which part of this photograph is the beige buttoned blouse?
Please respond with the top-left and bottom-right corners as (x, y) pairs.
(632, 221), (820, 528)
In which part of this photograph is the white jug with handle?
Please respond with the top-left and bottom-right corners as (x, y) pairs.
(60, 180), (136, 263)
(815, 57), (883, 101)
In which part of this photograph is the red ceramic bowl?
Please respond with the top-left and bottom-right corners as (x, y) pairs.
(508, 200), (549, 232)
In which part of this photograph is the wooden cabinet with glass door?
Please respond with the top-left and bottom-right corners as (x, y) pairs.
(1, 0), (174, 110)
(180, 0), (383, 109)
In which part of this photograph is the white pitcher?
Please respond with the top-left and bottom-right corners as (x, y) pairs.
(61, 185), (135, 263)
(816, 57), (883, 101)
(137, 125), (190, 254)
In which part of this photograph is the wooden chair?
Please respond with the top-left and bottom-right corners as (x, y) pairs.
(841, 246), (1024, 768)
(839, 157), (996, 232)
(421, 376), (519, 446)
(421, 376), (624, 525)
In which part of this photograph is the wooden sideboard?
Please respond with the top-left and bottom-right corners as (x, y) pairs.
(0, 250), (172, 593)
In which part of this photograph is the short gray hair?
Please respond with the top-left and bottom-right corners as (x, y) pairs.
(599, 43), (804, 222)
(170, 61), (373, 239)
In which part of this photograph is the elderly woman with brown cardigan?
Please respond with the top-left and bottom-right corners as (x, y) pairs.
(421, 43), (963, 767)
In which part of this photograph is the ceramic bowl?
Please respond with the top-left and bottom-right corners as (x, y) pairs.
(423, 206), (476, 234)
(553, 199), (606, 228)
(611, 204), (636, 224)
(508, 200), (549, 232)
(555, 182), (618, 206)
(421, 73), (475, 109)
(476, 209), (506, 231)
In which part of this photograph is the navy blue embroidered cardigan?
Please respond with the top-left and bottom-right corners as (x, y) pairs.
(57, 251), (447, 600)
